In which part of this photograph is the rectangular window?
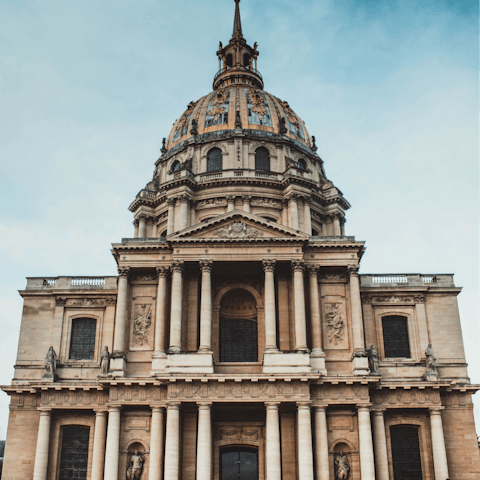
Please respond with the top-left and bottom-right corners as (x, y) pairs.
(382, 315), (411, 358)
(69, 318), (96, 360)
(58, 426), (90, 480)
(390, 426), (423, 480)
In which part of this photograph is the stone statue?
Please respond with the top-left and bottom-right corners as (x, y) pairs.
(334, 451), (350, 480)
(368, 344), (380, 376)
(253, 41), (258, 50)
(99, 346), (110, 375)
(279, 117), (288, 135)
(423, 343), (438, 382)
(42, 346), (57, 382)
(126, 450), (144, 480)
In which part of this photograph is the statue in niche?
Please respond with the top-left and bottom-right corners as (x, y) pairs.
(99, 346), (110, 375)
(133, 305), (152, 346)
(326, 303), (344, 344)
(334, 451), (350, 480)
(423, 343), (438, 382)
(42, 346), (58, 382)
(368, 344), (381, 376)
(126, 450), (145, 480)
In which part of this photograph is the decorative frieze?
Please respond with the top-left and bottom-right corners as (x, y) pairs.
(255, 197), (279, 207)
(40, 390), (108, 407)
(312, 384), (369, 403)
(56, 297), (116, 307)
(131, 273), (157, 283)
(215, 424), (264, 442)
(216, 222), (263, 239)
(109, 385), (164, 403)
(372, 388), (441, 407)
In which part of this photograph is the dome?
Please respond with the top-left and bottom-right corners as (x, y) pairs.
(165, 86), (313, 152)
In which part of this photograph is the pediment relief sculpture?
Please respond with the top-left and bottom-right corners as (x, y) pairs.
(215, 222), (263, 239)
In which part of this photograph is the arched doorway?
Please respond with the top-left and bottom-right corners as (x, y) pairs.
(221, 446), (258, 480)
(219, 289), (258, 363)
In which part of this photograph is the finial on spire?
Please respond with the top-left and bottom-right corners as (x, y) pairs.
(232, 0), (243, 39)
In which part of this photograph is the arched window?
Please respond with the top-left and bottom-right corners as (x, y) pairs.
(219, 289), (258, 363)
(171, 160), (180, 172)
(255, 147), (270, 171)
(390, 426), (423, 480)
(243, 53), (251, 67)
(298, 158), (307, 170)
(69, 318), (96, 360)
(207, 148), (223, 172)
(382, 315), (410, 358)
(58, 426), (90, 480)
(221, 446), (258, 480)
(226, 53), (233, 68)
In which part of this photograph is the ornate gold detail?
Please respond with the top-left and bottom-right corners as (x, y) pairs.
(280, 100), (299, 129)
(207, 88), (229, 120)
(250, 90), (267, 120)
(177, 101), (198, 129)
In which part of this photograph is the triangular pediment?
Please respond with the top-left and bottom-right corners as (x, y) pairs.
(168, 210), (309, 241)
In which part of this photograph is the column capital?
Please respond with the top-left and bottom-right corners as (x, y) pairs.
(107, 404), (122, 412)
(356, 404), (372, 412)
(37, 408), (53, 414)
(93, 409), (108, 415)
(156, 266), (170, 278)
(197, 402), (213, 409)
(429, 406), (445, 414)
(303, 195), (312, 205)
(291, 259), (305, 273)
(166, 197), (177, 206)
(371, 408), (386, 415)
(262, 259), (276, 272)
(171, 260), (184, 273)
(199, 260), (213, 273)
(242, 195), (252, 203)
(151, 405), (166, 413)
(133, 218), (139, 227)
(226, 195), (236, 202)
(179, 194), (190, 204)
(265, 402), (281, 409)
(347, 264), (359, 277)
(166, 402), (181, 410)
(138, 213), (148, 220)
(313, 404), (328, 411)
(296, 401), (312, 410)
(117, 266), (130, 278)
(307, 265), (319, 277)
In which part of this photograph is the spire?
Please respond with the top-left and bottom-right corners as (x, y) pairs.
(232, 0), (243, 39)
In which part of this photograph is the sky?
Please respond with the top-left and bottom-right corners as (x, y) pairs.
(0, 0), (478, 439)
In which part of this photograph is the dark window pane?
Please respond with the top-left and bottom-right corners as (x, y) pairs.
(221, 447), (258, 480)
(255, 147), (270, 171)
(220, 319), (258, 362)
(207, 148), (223, 172)
(390, 426), (423, 480)
(382, 316), (410, 358)
(69, 318), (96, 360)
(58, 426), (90, 480)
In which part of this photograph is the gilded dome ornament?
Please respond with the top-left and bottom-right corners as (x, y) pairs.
(250, 90), (267, 121)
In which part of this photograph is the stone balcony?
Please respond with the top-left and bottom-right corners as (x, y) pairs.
(25, 276), (118, 290)
(360, 274), (455, 287)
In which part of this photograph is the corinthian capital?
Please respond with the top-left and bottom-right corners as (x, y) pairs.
(118, 266), (131, 278)
(307, 265), (319, 277)
(227, 195), (236, 203)
(171, 260), (184, 273)
(262, 259), (276, 273)
(199, 260), (213, 273)
(167, 197), (177, 206)
(291, 260), (305, 273)
(156, 266), (170, 278)
(347, 264), (359, 277)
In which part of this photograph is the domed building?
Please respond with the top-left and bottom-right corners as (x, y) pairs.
(1, 2), (479, 480)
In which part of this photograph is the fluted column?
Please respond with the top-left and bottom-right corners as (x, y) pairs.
(149, 406), (165, 480)
(357, 405), (375, 480)
(227, 195), (236, 212)
(332, 213), (341, 236)
(314, 406), (329, 480)
(263, 259), (278, 351)
(104, 406), (122, 480)
(91, 410), (108, 480)
(308, 266), (323, 354)
(32, 409), (52, 480)
(133, 219), (139, 238)
(164, 403), (181, 480)
(347, 265), (365, 352)
(429, 407), (449, 480)
(297, 403), (314, 480)
(113, 266), (130, 355)
(292, 260), (308, 352)
(289, 195), (299, 230)
(138, 214), (147, 238)
(199, 260), (213, 352)
(242, 195), (251, 213)
(168, 261), (184, 353)
(196, 403), (212, 480)
(167, 198), (176, 235)
(304, 196), (312, 235)
(154, 267), (169, 355)
(265, 402), (281, 480)
(372, 409), (389, 480)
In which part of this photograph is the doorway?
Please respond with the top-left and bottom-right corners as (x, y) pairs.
(220, 446), (258, 480)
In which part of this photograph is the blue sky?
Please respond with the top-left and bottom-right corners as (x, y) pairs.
(0, 0), (478, 437)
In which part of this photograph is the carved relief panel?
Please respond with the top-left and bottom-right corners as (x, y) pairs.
(109, 385), (164, 404)
(129, 284), (156, 351)
(320, 282), (350, 351)
(40, 389), (108, 408)
(372, 388), (441, 408)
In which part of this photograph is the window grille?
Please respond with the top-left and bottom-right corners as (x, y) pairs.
(255, 147), (270, 171)
(69, 318), (96, 360)
(390, 426), (423, 480)
(207, 148), (223, 172)
(382, 315), (410, 358)
(220, 318), (258, 362)
(58, 426), (90, 480)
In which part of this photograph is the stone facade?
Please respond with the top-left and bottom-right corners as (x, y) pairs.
(2, 2), (479, 480)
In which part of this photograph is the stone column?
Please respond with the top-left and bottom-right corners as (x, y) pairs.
(168, 261), (184, 353)
(372, 409), (389, 480)
(262, 259), (278, 352)
(149, 406), (165, 480)
(164, 403), (181, 480)
(308, 266), (323, 354)
(179, 195), (189, 231)
(133, 219), (139, 238)
(190, 201), (197, 226)
(111, 267), (130, 375)
(429, 407), (449, 480)
(265, 402), (282, 480)
(138, 214), (147, 238)
(340, 218), (346, 236)
(292, 260), (308, 352)
(332, 213), (342, 236)
(167, 198), (176, 235)
(227, 195), (236, 212)
(357, 405), (375, 480)
(242, 195), (251, 213)
(313, 406), (329, 480)
(199, 260), (213, 352)
(289, 195), (299, 230)
(91, 410), (108, 480)
(304, 196), (312, 235)
(281, 200), (288, 226)
(104, 406), (122, 480)
(297, 403), (314, 480)
(154, 267), (169, 354)
(196, 403), (212, 480)
(32, 409), (52, 480)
